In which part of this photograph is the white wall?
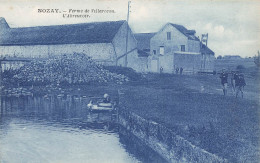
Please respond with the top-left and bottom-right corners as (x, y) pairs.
(112, 21), (137, 67)
(201, 54), (215, 72)
(174, 53), (201, 74)
(187, 39), (200, 53)
(150, 24), (188, 55)
(0, 43), (116, 62)
(159, 54), (174, 73)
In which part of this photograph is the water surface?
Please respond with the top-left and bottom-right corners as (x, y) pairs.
(0, 95), (166, 163)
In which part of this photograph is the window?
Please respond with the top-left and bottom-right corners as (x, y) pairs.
(153, 50), (156, 54)
(181, 45), (185, 52)
(167, 32), (171, 40)
(160, 46), (164, 55)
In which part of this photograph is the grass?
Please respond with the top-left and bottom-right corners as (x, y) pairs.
(214, 57), (256, 71)
(116, 67), (259, 162)
(120, 83), (259, 161)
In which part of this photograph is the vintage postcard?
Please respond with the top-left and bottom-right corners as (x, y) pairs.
(0, 0), (259, 162)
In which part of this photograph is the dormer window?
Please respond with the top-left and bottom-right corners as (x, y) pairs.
(167, 32), (171, 40)
(160, 46), (164, 55)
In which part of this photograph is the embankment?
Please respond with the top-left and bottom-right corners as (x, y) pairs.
(118, 109), (227, 163)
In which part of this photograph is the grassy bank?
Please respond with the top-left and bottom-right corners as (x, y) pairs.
(118, 71), (259, 162)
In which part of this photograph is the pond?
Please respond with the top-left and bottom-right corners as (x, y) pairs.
(0, 94), (166, 163)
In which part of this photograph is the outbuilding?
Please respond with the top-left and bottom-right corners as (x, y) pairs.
(147, 23), (215, 74)
(0, 17), (142, 71)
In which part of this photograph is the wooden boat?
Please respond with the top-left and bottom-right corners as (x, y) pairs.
(87, 97), (114, 112)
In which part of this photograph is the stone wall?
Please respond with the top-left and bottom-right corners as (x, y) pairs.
(118, 109), (227, 163)
(174, 53), (201, 74)
(0, 43), (116, 61)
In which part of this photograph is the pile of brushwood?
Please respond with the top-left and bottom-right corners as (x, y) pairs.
(4, 53), (129, 86)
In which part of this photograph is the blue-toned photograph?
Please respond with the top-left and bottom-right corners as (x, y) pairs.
(0, 0), (259, 162)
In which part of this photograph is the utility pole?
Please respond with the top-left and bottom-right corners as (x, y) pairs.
(200, 33), (208, 69)
(125, 1), (131, 67)
(0, 57), (4, 90)
(0, 59), (2, 90)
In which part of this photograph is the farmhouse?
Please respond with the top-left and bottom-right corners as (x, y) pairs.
(145, 23), (215, 74)
(134, 33), (155, 72)
(0, 17), (144, 72)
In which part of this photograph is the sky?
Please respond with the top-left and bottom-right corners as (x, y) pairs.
(0, 0), (259, 57)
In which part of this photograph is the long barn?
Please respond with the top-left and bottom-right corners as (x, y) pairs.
(0, 17), (144, 71)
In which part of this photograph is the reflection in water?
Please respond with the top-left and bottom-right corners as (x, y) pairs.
(0, 95), (166, 163)
(119, 127), (168, 163)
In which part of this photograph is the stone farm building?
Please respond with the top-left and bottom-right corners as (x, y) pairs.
(0, 17), (146, 72)
(134, 33), (155, 72)
(135, 23), (215, 74)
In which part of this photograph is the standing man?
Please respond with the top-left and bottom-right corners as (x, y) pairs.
(234, 72), (246, 98)
(175, 67), (179, 74)
(180, 67), (183, 75)
(230, 71), (236, 94)
(160, 67), (163, 74)
(219, 69), (228, 96)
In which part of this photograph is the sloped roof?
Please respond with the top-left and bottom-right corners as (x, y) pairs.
(170, 23), (200, 41)
(0, 17), (10, 29)
(201, 44), (215, 55)
(0, 20), (125, 46)
(134, 33), (155, 50)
